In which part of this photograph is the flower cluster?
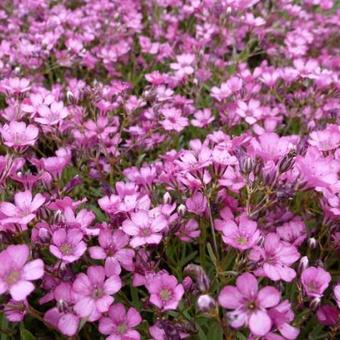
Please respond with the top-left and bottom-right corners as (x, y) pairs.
(0, 0), (339, 338)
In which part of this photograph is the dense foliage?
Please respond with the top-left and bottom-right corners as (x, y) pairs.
(0, 0), (339, 339)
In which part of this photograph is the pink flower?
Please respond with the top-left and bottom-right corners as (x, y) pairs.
(218, 273), (281, 336)
(99, 303), (142, 340)
(0, 245), (44, 301)
(267, 300), (300, 339)
(0, 190), (45, 225)
(35, 101), (69, 125)
(0, 121), (39, 148)
(62, 207), (97, 235)
(295, 147), (340, 188)
(160, 107), (189, 132)
(89, 229), (135, 275)
(4, 299), (28, 322)
(72, 266), (122, 321)
(185, 191), (207, 216)
(49, 228), (86, 263)
(309, 125), (340, 151)
(300, 266), (331, 298)
(146, 272), (184, 311)
(191, 109), (214, 128)
(176, 219), (201, 242)
(249, 233), (300, 282)
(122, 210), (168, 248)
(44, 283), (79, 336)
(276, 218), (306, 246)
(236, 99), (263, 125)
(219, 214), (260, 251)
(170, 54), (195, 78)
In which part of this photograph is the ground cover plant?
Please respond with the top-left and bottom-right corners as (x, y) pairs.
(0, 0), (339, 339)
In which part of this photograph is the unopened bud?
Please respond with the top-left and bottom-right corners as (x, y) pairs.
(184, 264), (210, 292)
(163, 192), (172, 204)
(177, 204), (186, 216)
(310, 297), (321, 310)
(278, 151), (296, 173)
(298, 256), (309, 273)
(308, 237), (317, 249)
(197, 295), (216, 313)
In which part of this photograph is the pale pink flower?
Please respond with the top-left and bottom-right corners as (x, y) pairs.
(0, 245), (44, 301)
(249, 233), (300, 282)
(236, 99), (263, 125)
(146, 272), (184, 311)
(218, 273), (281, 336)
(0, 121), (39, 148)
(72, 266), (121, 321)
(308, 124), (340, 151)
(122, 210), (168, 248)
(219, 214), (260, 250)
(160, 107), (189, 132)
(89, 229), (135, 275)
(295, 147), (340, 189)
(301, 267), (331, 298)
(49, 228), (86, 263)
(0, 77), (31, 94)
(99, 303), (142, 340)
(191, 109), (214, 128)
(170, 54), (195, 77)
(0, 190), (45, 225)
(35, 101), (69, 125)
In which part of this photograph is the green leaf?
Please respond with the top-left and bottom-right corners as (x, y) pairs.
(207, 243), (217, 266)
(1, 313), (9, 340)
(20, 328), (35, 340)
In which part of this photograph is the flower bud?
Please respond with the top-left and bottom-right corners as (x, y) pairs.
(310, 297), (321, 310)
(184, 264), (210, 292)
(177, 204), (186, 216)
(163, 192), (172, 204)
(308, 237), (317, 249)
(298, 256), (309, 273)
(317, 305), (339, 326)
(197, 294), (216, 313)
(278, 151), (296, 173)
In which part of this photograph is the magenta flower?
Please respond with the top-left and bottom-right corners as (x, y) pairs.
(49, 228), (86, 263)
(99, 303), (142, 340)
(122, 210), (167, 248)
(146, 272), (184, 311)
(89, 229), (135, 275)
(0, 245), (44, 301)
(0, 121), (39, 148)
(301, 266), (331, 298)
(73, 266), (121, 321)
(218, 273), (281, 336)
(0, 190), (45, 225)
(249, 233), (300, 282)
(219, 214), (260, 251)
